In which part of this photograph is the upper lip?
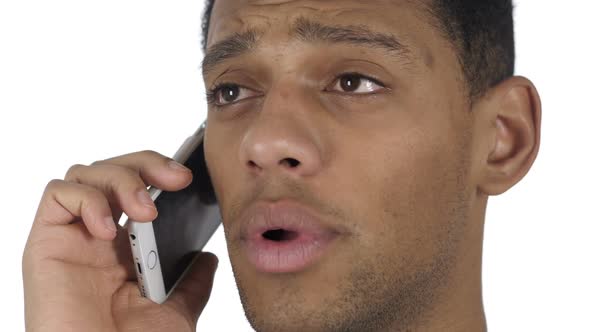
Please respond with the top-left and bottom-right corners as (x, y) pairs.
(238, 199), (345, 242)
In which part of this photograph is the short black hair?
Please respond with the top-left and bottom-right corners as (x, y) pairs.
(200, 0), (514, 99)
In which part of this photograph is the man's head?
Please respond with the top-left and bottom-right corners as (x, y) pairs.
(200, 1), (541, 331)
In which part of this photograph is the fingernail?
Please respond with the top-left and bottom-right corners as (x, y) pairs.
(168, 160), (191, 173)
(103, 216), (117, 234)
(137, 190), (155, 209)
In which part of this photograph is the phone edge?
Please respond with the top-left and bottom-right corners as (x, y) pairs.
(125, 121), (208, 304)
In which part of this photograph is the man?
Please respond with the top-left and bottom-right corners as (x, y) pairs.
(22, 0), (541, 331)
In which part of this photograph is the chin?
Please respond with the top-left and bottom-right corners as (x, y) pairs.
(229, 252), (362, 332)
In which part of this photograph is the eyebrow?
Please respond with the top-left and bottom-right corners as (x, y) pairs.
(202, 18), (414, 76)
(202, 29), (259, 76)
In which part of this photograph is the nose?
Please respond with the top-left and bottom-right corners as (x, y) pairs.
(238, 112), (323, 178)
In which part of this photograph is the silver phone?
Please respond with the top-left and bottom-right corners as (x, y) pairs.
(126, 122), (221, 304)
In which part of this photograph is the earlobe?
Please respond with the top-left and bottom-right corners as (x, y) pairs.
(478, 76), (542, 196)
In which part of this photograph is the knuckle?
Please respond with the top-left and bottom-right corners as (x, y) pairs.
(90, 159), (106, 166)
(82, 186), (107, 203)
(100, 165), (144, 193)
(110, 164), (141, 183)
(119, 164), (140, 177)
(46, 178), (63, 188)
(82, 186), (99, 199)
(139, 149), (157, 156)
(94, 160), (137, 178)
(79, 190), (108, 215)
(138, 149), (163, 160)
(64, 163), (86, 181)
(44, 179), (64, 194)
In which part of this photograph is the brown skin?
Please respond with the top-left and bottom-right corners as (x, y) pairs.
(22, 0), (541, 331)
(23, 153), (218, 331)
(202, 0), (541, 331)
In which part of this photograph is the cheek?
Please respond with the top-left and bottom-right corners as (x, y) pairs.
(343, 125), (467, 264)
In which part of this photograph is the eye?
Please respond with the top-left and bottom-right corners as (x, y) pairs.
(207, 84), (260, 106)
(328, 73), (385, 94)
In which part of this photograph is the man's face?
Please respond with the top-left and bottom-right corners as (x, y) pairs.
(203, 1), (478, 331)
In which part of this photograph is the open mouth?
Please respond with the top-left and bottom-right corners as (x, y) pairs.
(245, 225), (338, 273)
(262, 228), (299, 242)
(239, 200), (344, 273)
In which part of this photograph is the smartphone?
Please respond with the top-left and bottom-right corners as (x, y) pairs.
(126, 121), (221, 304)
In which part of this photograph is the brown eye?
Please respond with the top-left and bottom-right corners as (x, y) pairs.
(208, 84), (260, 107)
(340, 75), (362, 92)
(329, 73), (385, 94)
(218, 85), (240, 103)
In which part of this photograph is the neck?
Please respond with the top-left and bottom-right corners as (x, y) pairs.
(420, 243), (487, 332)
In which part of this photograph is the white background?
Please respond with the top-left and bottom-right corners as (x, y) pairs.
(1, 0), (588, 331)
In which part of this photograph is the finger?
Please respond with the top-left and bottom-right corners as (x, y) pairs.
(65, 163), (160, 222)
(166, 252), (218, 322)
(27, 221), (135, 281)
(93, 150), (193, 191)
(35, 179), (117, 240)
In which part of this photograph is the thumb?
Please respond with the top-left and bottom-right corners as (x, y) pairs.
(167, 252), (219, 323)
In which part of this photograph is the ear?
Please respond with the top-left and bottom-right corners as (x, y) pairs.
(474, 76), (542, 196)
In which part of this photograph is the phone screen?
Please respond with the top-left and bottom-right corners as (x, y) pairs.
(151, 141), (221, 293)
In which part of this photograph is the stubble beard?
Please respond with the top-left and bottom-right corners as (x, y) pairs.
(229, 207), (467, 332)
(224, 135), (473, 332)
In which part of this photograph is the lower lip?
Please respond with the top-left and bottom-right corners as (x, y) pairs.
(243, 231), (338, 273)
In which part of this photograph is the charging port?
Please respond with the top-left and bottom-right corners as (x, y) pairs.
(137, 263), (142, 274)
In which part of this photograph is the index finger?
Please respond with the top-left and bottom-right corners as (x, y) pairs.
(93, 150), (193, 189)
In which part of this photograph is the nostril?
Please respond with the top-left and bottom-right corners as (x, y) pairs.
(282, 158), (300, 168)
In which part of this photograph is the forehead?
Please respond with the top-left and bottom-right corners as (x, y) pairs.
(207, 0), (437, 62)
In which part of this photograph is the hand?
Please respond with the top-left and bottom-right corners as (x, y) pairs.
(23, 151), (218, 332)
